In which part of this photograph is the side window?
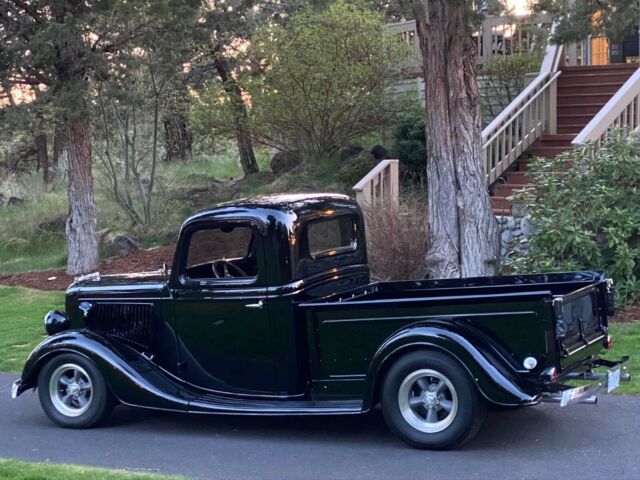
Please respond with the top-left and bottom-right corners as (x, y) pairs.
(185, 226), (257, 280)
(307, 216), (356, 258)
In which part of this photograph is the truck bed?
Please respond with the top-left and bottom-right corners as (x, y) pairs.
(300, 271), (611, 393)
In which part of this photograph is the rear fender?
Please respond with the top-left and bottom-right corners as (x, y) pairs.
(364, 323), (539, 409)
(15, 330), (189, 411)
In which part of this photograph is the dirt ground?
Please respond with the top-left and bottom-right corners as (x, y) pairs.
(0, 252), (638, 323)
(0, 245), (175, 291)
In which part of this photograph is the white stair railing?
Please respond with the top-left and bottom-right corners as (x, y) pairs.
(572, 67), (640, 146)
(352, 160), (399, 211)
(481, 29), (564, 185)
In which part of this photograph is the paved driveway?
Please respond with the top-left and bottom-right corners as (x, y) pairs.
(1, 373), (638, 480)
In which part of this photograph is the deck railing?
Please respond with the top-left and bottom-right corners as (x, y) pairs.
(389, 14), (552, 72)
(572, 67), (640, 146)
(481, 27), (563, 185)
(352, 159), (399, 211)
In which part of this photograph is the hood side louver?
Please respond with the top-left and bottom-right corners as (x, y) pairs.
(85, 303), (155, 350)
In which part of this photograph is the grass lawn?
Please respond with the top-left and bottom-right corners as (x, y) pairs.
(0, 287), (63, 372)
(0, 459), (183, 480)
(0, 286), (638, 393)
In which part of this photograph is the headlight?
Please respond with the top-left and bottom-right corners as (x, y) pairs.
(44, 310), (70, 336)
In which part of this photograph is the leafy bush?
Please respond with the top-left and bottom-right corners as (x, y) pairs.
(505, 133), (640, 305)
(392, 107), (426, 183)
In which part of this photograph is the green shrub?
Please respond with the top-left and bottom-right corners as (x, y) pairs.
(505, 133), (640, 305)
(392, 107), (426, 183)
(337, 153), (379, 191)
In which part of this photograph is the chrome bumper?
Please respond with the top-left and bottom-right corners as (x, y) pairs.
(11, 380), (21, 399)
(541, 362), (630, 407)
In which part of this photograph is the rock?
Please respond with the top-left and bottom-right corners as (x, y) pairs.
(0, 193), (5, 206)
(37, 215), (67, 233)
(521, 215), (533, 238)
(7, 196), (24, 206)
(228, 172), (276, 195)
(355, 149), (375, 164)
(370, 145), (389, 160)
(513, 229), (522, 237)
(501, 229), (513, 244)
(270, 151), (302, 175)
(339, 145), (364, 162)
(506, 217), (516, 230)
(102, 233), (140, 258)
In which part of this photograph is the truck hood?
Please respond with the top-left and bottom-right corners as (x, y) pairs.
(67, 271), (169, 299)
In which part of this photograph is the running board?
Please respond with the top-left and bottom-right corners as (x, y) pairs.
(189, 392), (363, 415)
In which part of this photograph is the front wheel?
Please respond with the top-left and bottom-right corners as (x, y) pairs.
(37, 353), (114, 428)
(381, 351), (486, 449)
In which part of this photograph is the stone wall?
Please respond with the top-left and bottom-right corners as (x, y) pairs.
(496, 214), (533, 259)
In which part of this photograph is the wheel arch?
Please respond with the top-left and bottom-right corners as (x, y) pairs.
(363, 324), (539, 410)
(16, 330), (188, 412)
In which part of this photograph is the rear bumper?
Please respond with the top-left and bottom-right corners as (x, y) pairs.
(541, 356), (630, 407)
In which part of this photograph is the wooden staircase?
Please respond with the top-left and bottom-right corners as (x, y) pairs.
(490, 64), (639, 215)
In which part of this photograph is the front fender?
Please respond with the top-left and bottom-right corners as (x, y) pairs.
(15, 330), (189, 412)
(364, 323), (540, 409)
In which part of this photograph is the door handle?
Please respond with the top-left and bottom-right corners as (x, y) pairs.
(245, 300), (264, 309)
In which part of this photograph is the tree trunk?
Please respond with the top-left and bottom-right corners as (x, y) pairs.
(65, 119), (99, 276)
(415, 0), (498, 278)
(215, 59), (259, 176)
(34, 132), (49, 183)
(52, 124), (66, 180)
(163, 113), (192, 162)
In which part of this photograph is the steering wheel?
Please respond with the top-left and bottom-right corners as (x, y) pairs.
(211, 259), (247, 279)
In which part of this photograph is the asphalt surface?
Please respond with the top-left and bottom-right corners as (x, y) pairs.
(1, 373), (639, 480)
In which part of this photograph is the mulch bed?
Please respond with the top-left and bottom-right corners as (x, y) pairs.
(0, 245), (175, 291)
(611, 302), (640, 323)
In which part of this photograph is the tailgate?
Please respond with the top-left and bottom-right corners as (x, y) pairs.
(553, 280), (610, 363)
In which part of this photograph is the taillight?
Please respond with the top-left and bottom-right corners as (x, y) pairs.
(540, 367), (558, 383)
(605, 335), (613, 349)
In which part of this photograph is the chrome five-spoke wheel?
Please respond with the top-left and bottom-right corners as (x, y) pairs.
(398, 369), (458, 433)
(38, 353), (114, 428)
(381, 351), (486, 449)
(49, 363), (93, 417)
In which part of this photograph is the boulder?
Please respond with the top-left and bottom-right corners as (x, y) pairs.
(371, 145), (390, 160)
(339, 145), (364, 162)
(270, 151), (302, 176)
(7, 196), (24, 206)
(0, 193), (5, 206)
(102, 233), (140, 258)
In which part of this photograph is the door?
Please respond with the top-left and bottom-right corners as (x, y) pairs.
(171, 221), (278, 394)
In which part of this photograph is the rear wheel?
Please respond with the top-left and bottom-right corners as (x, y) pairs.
(381, 351), (486, 449)
(37, 353), (114, 428)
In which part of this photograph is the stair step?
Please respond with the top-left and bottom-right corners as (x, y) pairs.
(557, 82), (624, 94)
(531, 146), (571, 158)
(535, 134), (575, 147)
(558, 113), (593, 127)
(562, 64), (638, 73)
(557, 103), (607, 115)
(490, 196), (513, 215)
(493, 183), (529, 197)
(558, 72), (633, 84)
(557, 124), (584, 134)
(557, 93), (618, 106)
(506, 171), (531, 185)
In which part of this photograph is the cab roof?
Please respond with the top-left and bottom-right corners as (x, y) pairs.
(182, 193), (361, 232)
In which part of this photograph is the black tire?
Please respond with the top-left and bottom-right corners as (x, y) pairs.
(381, 350), (486, 449)
(37, 353), (114, 428)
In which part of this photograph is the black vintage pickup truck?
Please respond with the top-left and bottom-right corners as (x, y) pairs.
(12, 194), (630, 449)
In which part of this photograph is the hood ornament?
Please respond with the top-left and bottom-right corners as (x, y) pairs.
(78, 302), (94, 318)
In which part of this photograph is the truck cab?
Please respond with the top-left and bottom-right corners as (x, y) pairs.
(12, 193), (630, 449)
